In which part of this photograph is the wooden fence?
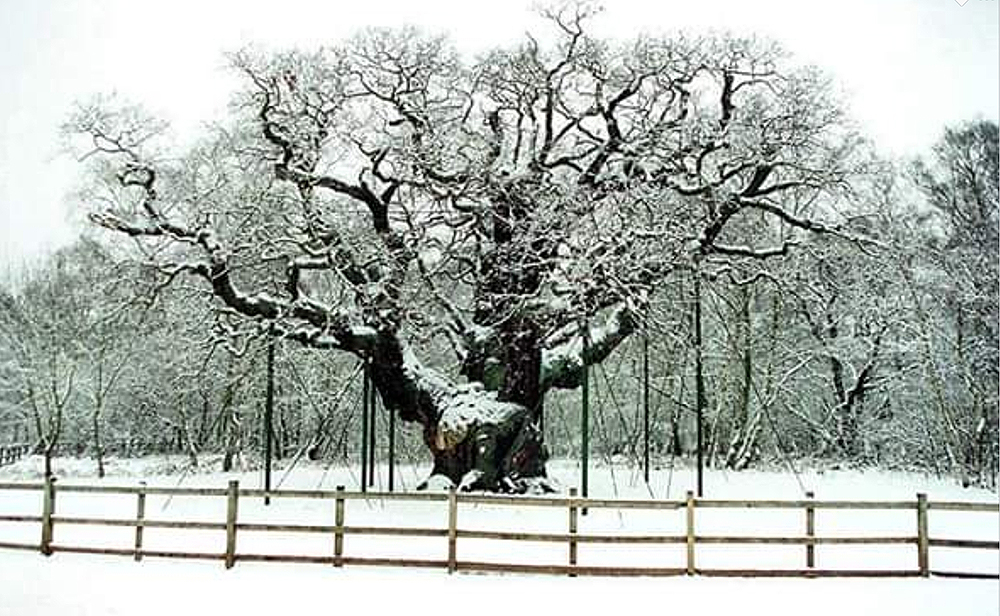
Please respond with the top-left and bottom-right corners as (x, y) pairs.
(0, 444), (31, 467)
(0, 478), (996, 579)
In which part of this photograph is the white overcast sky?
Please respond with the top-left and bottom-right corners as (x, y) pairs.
(1, 0), (997, 267)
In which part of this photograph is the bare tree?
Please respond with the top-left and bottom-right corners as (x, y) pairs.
(912, 120), (999, 485)
(0, 249), (96, 478)
(68, 6), (867, 491)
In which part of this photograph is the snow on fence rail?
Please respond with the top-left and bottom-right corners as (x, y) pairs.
(0, 478), (996, 579)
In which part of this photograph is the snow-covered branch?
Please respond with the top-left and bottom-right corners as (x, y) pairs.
(541, 304), (636, 390)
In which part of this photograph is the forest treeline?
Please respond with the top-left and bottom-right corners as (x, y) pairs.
(0, 12), (995, 489)
(1, 118), (994, 487)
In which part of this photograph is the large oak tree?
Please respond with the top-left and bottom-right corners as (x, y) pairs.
(70, 4), (866, 491)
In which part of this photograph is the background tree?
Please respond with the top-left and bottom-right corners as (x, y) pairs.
(910, 120), (998, 486)
(0, 243), (98, 477)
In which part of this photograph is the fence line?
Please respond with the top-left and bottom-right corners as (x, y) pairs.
(0, 439), (192, 460)
(0, 444), (31, 467)
(0, 478), (996, 579)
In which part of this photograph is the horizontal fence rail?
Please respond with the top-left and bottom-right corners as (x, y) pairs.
(0, 478), (996, 579)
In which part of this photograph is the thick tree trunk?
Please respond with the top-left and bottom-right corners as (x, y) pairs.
(498, 318), (543, 419)
(367, 331), (550, 493)
(422, 408), (548, 492)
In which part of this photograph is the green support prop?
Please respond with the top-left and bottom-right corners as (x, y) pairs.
(643, 332), (650, 485)
(694, 273), (705, 497)
(388, 387), (395, 492)
(264, 338), (275, 505)
(368, 371), (377, 487)
(581, 319), (590, 504)
(361, 361), (369, 493)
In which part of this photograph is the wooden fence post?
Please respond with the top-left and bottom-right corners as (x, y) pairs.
(685, 490), (695, 575)
(40, 476), (56, 556)
(805, 491), (815, 569)
(224, 480), (239, 569)
(447, 488), (458, 574)
(134, 481), (147, 562)
(916, 492), (929, 577)
(334, 486), (345, 567)
(568, 488), (578, 576)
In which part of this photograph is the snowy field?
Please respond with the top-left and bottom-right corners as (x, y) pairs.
(0, 455), (997, 616)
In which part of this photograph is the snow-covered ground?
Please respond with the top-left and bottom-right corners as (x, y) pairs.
(3, 550), (998, 616)
(0, 455), (997, 616)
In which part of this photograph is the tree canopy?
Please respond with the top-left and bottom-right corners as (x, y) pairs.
(44, 5), (991, 490)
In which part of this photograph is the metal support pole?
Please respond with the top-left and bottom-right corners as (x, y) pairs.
(581, 318), (590, 512)
(368, 368), (376, 487)
(388, 388), (396, 492)
(264, 338), (275, 505)
(360, 361), (369, 493)
(642, 332), (650, 484)
(694, 273), (705, 497)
